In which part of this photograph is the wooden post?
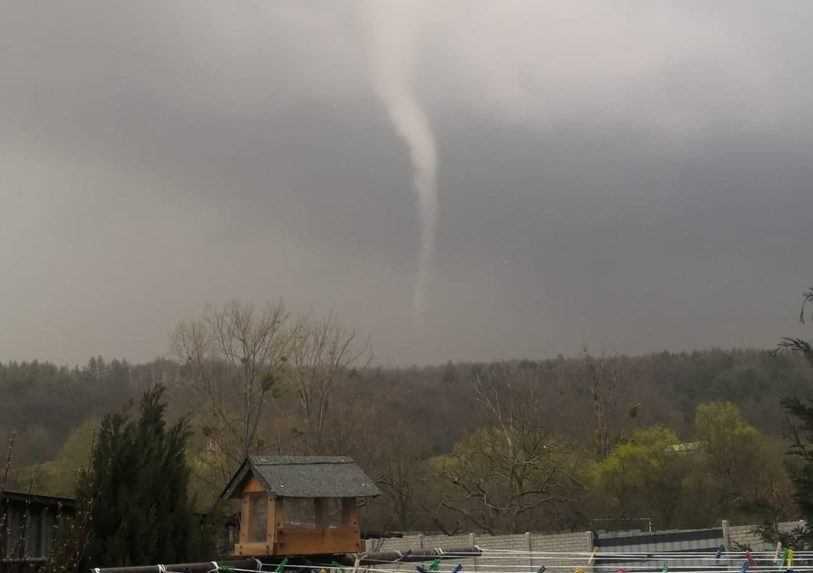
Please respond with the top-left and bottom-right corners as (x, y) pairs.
(39, 508), (48, 558)
(469, 533), (478, 573)
(275, 497), (286, 539)
(266, 497), (277, 551)
(314, 498), (327, 529)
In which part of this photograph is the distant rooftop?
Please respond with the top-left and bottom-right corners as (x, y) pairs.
(221, 455), (381, 499)
(0, 489), (76, 507)
(666, 441), (701, 453)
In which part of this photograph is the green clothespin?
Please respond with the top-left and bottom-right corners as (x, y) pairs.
(661, 564), (668, 573)
(428, 560), (441, 573)
(331, 561), (346, 573)
(275, 558), (289, 573)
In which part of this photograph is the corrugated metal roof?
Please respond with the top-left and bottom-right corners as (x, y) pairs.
(221, 456), (381, 499)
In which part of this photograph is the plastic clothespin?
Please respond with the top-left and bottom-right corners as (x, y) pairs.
(330, 561), (346, 573)
(716, 545), (724, 559)
(416, 567), (428, 573)
(741, 561), (750, 573)
(788, 549), (795, 567)
(428, 560), (442, 573)
(274, 559), (289, 573)
(746, 551), (755, 566)
(537, 566), (546, 573)
(661, 564), (668, 573)
(451, 565), (463, 573)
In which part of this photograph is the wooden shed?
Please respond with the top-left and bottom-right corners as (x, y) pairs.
(1, 489), (75, 573)
(220, 456), (380, 557)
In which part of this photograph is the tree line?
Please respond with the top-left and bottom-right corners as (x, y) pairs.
(3, 295), (813, 559)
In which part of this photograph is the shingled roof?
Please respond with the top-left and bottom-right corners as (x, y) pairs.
(221, 455), (381, 500)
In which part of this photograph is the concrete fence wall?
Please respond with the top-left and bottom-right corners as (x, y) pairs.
(367, 530), (594, 573)
(367, 521), (805, 572)
(726, 520), (805, 551)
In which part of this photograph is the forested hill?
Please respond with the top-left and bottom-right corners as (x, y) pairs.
(2, 349), (810, 465)
(2, 348), (812, 532)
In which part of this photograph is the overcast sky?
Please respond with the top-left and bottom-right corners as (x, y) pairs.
(2, 1), (812, 366)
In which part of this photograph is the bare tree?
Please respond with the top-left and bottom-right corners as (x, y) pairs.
(436, 425), (578, 533)
(469, 362), (548, 446)
(778, 286), (813, 366)
(172, 301), (292, 471)
(287, 312), (371, 453)
(582, 353), (621, 459)
(0, 432), (16, 563)
(2, 431), (15, 487)
(435, 364), (583, 533)
(365, 420), (431, 531)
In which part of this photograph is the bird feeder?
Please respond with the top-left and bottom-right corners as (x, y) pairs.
(221, 456), (381, 557)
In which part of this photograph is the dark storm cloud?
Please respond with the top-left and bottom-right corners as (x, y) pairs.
(1, 1), (812, 365)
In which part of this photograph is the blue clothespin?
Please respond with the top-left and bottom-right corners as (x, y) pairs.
(537, 567), (546, 573)
(416, 567), (427, 573)
(741, 561), (750, 573)
(716, 545), (724, 559)
(451, 565), (463, 573)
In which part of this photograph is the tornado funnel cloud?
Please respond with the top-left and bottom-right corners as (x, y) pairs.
(361, 2), (438, 319)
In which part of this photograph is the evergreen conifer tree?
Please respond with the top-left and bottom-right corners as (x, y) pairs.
(77, 385), (205, 568)
(776, 287), (813, 545)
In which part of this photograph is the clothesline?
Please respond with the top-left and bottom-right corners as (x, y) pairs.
(177, 549), (813, 573)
